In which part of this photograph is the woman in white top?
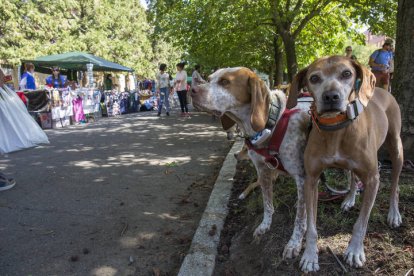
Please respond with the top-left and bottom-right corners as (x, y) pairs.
(191, 64), (206, 88)
(156, 63), (170, 116)
(174, 62), (189, 116)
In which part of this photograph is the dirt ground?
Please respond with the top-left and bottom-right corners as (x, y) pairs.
(214, 160), (414, 275)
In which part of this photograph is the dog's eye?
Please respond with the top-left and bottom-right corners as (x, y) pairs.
(309, 75), (320, 84)
(342, 70), (352, 79)
(220, 79), (230, 86)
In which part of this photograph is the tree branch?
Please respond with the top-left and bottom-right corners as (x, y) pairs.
(293, 0), (304, 15)
(292, 0), (333, 38)
(270, 0), (285, 33)
(285, 0), (291, 13)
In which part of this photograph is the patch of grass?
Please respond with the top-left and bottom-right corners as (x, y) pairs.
(219, 156), (414, 275)
(245, 191), (263, 215)
(324, 168), (351, 191)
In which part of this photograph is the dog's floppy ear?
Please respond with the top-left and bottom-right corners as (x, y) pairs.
(286, 67), (308, 109)
(249, 74), (269, 132)
(351, 60), (376, 106)
(220, 114), (236, 131)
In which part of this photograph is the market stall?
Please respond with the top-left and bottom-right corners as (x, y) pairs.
(21, 52), (134, 128)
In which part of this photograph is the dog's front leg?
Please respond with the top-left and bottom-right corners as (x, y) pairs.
(283, 174), (306, 259)
(253, 169), (276, 238)
(300, 175), (320, 272)
(345, 171), (380, 268)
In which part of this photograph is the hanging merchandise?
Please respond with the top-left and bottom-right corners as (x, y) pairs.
(0, 85), (49, 154)
(86, 63), (94, 88)
(50, 88), (73, 128)
(72, 95), (86, 123)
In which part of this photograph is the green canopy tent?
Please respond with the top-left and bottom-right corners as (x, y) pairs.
(22, 51), (134, 76)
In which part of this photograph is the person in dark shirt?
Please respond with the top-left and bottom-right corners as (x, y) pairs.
(104, 74), (113, 90)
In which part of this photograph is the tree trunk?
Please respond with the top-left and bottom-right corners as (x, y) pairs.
(273, 35), (284, 86)
(281, 34), (298, 82)
(394, 0), (414, 160)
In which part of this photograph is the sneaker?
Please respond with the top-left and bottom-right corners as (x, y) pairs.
(157, 112), (161, 116)
(180, 112), (186, 117)
(185, 112), (191, 117)
(251, 129), (272, 145)
(166, 112), (170, 116)
(0, 174), (16, 192)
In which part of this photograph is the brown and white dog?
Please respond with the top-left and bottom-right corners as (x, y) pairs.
(191, 67), (312, 258)
(286, 56), (403, 272)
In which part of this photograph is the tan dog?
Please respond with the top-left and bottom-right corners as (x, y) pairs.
(286, 56), (403, 272)
(192, 67), (312, 258)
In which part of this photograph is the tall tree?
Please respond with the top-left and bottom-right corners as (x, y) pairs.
(350, 0), (398, 38)
(0, 0), (155, 76)
(393, 0), (414, 160)
(270, 0), (347, 81)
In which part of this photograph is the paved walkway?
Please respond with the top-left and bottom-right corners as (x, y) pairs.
(0, 110), (233, 275)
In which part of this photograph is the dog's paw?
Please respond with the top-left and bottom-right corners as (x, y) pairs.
(345, 244), (366, 268)
(283, 239), (302, 259)
(387, 208), (402, 228)
(341, 195), (355, 212)
(253, 223), (270, 238)
(300, 249), (319, 272)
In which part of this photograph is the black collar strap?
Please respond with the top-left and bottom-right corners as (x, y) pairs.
(265, 93), (282, 128)
(316, 118), (353, 131)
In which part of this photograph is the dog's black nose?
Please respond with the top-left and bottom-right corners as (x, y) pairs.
(322, 91), (340, 104)
(191, 87), (197, 94)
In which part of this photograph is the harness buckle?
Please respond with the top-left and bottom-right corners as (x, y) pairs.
(265, 156), (279, 170)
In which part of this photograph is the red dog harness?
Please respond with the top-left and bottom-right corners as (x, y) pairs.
(245, 108), (300, 171)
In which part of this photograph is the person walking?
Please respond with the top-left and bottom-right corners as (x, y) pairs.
(345, 46), (357, 60)
(191, 64), (206, 112)
(174, 62), (189, 117)
(19, 63), (37, 90)
(368, 41), (393, 91)
(156, 64), (171, 116)
(191, 64), (206, 88)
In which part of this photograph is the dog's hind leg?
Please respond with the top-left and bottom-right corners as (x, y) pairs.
(283, 174), (306, 259)
(239, 181), (260, 200)
(341, 171), (358, 211)
(385, 133), (403, 228)
(253, 169), (276, 238)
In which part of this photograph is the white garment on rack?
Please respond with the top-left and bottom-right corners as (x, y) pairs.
(0, 85), (49, 154)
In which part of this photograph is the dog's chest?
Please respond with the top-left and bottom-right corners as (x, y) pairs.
(278, 114), (307, 174)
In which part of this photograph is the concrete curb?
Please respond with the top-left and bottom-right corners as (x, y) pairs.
(178, 139), (243, 276)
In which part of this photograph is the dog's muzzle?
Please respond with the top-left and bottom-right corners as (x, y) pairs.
(322, 90), (343, 112)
